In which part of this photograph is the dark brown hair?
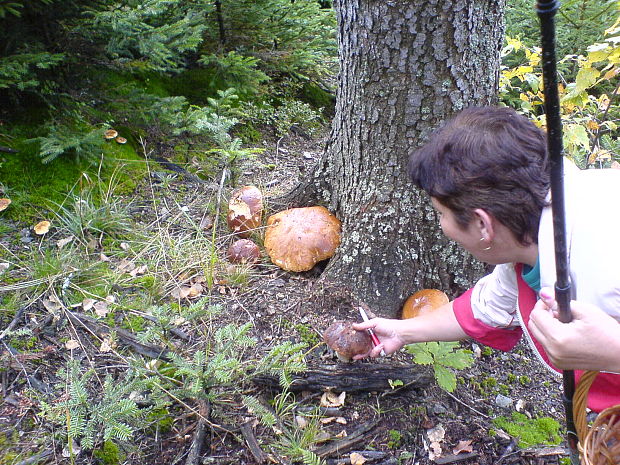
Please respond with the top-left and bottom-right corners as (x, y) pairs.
(408, 106), (550, 245)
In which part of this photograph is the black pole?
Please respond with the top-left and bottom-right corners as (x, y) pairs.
(536, 1), (578, 462)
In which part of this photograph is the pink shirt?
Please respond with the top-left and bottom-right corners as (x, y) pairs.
(453, 263), (620, 413)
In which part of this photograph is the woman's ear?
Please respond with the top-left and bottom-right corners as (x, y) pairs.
(473, 208), (494, 241)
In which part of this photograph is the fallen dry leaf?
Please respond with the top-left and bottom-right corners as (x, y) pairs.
(171, 286), (192, 300)
(82, 298), (95, 311)
(56, 236), (74, 249)
(452, 439), (473, 455)
(65, 339), (80, 350)
(100, 338), (114, 352)
(105, 295), (116, 304)
(129, 264), (148, 277)
(200, 216), (214, 230)
(188, 282), (203, 298)
(94, 301), (110, 317)
(42, 296), (62, 312)
(335, 429), (347, 439)
(0, 198), (11, 212)
(117, 258), (136, 273)
(0, 262), (9, 273)
(321, 391), (346, 407)
(100, 253), (111, 262)
(295, 415), (308, 429)
(120, 242), (129, 250)
(34, 220), (51, 235)
(349, 452), (367, 465)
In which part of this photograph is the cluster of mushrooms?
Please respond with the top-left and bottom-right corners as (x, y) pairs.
(224, 186), (450, 364)
(225, 185), (342, 272)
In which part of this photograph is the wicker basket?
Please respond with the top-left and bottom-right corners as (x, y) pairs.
(573, 371), (620, 465)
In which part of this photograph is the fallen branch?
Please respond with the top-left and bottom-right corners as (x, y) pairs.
(253, 362), (433, 393)
(185, 400), (211, 465)
(314, 420), (380, 458)
(434, 452), (479, 464)
(66, 311), (170, 360)
(240, 420), (269, 464)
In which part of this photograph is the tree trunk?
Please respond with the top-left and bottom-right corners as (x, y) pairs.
(284, 0), (505, 315)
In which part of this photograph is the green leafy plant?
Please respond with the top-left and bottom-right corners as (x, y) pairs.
(405, 342), (474, 392)
(245, 390), (325, 465)
(39, 360), (148, 450)
(28, 123), (105, 164)
(500, 16), (620, 168)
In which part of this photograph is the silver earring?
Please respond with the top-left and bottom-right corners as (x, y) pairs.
(480, 237), (491, 251)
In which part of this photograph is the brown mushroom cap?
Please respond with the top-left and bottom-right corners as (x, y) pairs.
(227, 186), (263, 238)
(104, 129), (118, 140)
(34, 220), (51, 235)
(323, 320), (373, 362)
(227, 239), (261, 264)
(401, 289), (449, 319)
(264, 206), (341, 272)
(115, 136), (127, 144)
(0, 198), (11, 212)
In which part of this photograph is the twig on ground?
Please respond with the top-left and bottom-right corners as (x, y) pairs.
(240, 420), (269, 464)
(12, 449), (54, 465)
(445, 390), (490, 420)
(184, 400), (211, 465)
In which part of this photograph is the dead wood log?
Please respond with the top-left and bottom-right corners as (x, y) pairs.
(253, 362), (433, 393)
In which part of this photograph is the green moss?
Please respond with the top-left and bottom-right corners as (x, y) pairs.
(387, 429), (402, 449)
(0, 125), (147, 222)
(165, 68), (223, 105)
(8, 336), (38, 350)
(147, 408), (174, 433)
(298, 82), (335, 115)
(482, 377), (497, 389)
(294, 324), (320, 348)
(93, 440), (126, 465)
(492, 412), (562, 448)
(519, 375), (531, 386)
(122, 315), (146, 333)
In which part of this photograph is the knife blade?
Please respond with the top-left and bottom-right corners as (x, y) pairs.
(358, 307), (386, 357)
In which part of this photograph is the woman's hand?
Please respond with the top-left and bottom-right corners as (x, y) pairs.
(351, 318), (406, 359)
(528, 287), (620, 372)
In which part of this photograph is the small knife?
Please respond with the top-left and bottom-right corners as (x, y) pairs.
(358, 307), (386, 357)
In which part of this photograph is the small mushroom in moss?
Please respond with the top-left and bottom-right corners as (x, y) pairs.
(323, 320), (373, 362)
(264, 206), (341, 272)
(227, 186), (263, 238)
(34, 220), (51, 235)
(401, 289), (449, 319)
(0, 198), (10, 212)
(227, 239), (261, 264)
(115, 136), (127, 144)
(104, 129), (118, 140)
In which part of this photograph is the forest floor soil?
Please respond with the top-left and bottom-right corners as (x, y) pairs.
(0, 129), (569, 465)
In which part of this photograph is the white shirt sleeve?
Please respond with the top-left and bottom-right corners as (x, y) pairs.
(470, 263), (521, 329)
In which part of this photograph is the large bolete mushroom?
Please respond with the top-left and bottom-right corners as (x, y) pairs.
(227, 186), (263, 238)
(264, 206), (341, 272)
(323, 320), (373, 362)
(401, 289), (449, 319)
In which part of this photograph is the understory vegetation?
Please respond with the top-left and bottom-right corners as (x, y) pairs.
(1, 1), (619, 464)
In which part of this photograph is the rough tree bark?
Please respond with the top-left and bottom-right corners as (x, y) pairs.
(283, 0), (505, 314)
